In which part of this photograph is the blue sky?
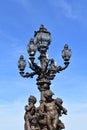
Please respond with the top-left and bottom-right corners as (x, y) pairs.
(0, 0), (87, 130)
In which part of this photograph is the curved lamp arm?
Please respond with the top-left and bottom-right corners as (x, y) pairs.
(57, 61), (69, 72)
(19, 71), (37, 78)
(18, 55), (38, 78)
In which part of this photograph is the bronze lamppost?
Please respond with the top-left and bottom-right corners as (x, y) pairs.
(18, 25), (72, 130)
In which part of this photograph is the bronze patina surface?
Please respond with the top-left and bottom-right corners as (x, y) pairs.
(18, 25), (71, 130)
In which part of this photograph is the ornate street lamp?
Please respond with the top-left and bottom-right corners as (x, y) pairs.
(18, 25), (72, 130)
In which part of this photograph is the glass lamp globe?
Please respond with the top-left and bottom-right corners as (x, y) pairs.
(27, 38), (37, 56)
(18, 55), (26, 71)
(34, 25), (51, 51)
(62, 44), (72, 61)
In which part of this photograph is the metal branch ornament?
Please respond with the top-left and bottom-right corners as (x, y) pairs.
(17, 25), (72, 130)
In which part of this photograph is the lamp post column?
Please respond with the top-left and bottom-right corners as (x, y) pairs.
(37, 52), (50, 101)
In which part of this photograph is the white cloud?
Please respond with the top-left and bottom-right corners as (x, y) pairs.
(12, 0), (32, 12)
(0, 29), (27, 61)
(0, 101), (24, 130)
(49, 0), (81, 20)
(57, 0), (78, 19)
(53, 102), (87, 130)
(62, 102), (87, 130)
(63, 112), (87, 130)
